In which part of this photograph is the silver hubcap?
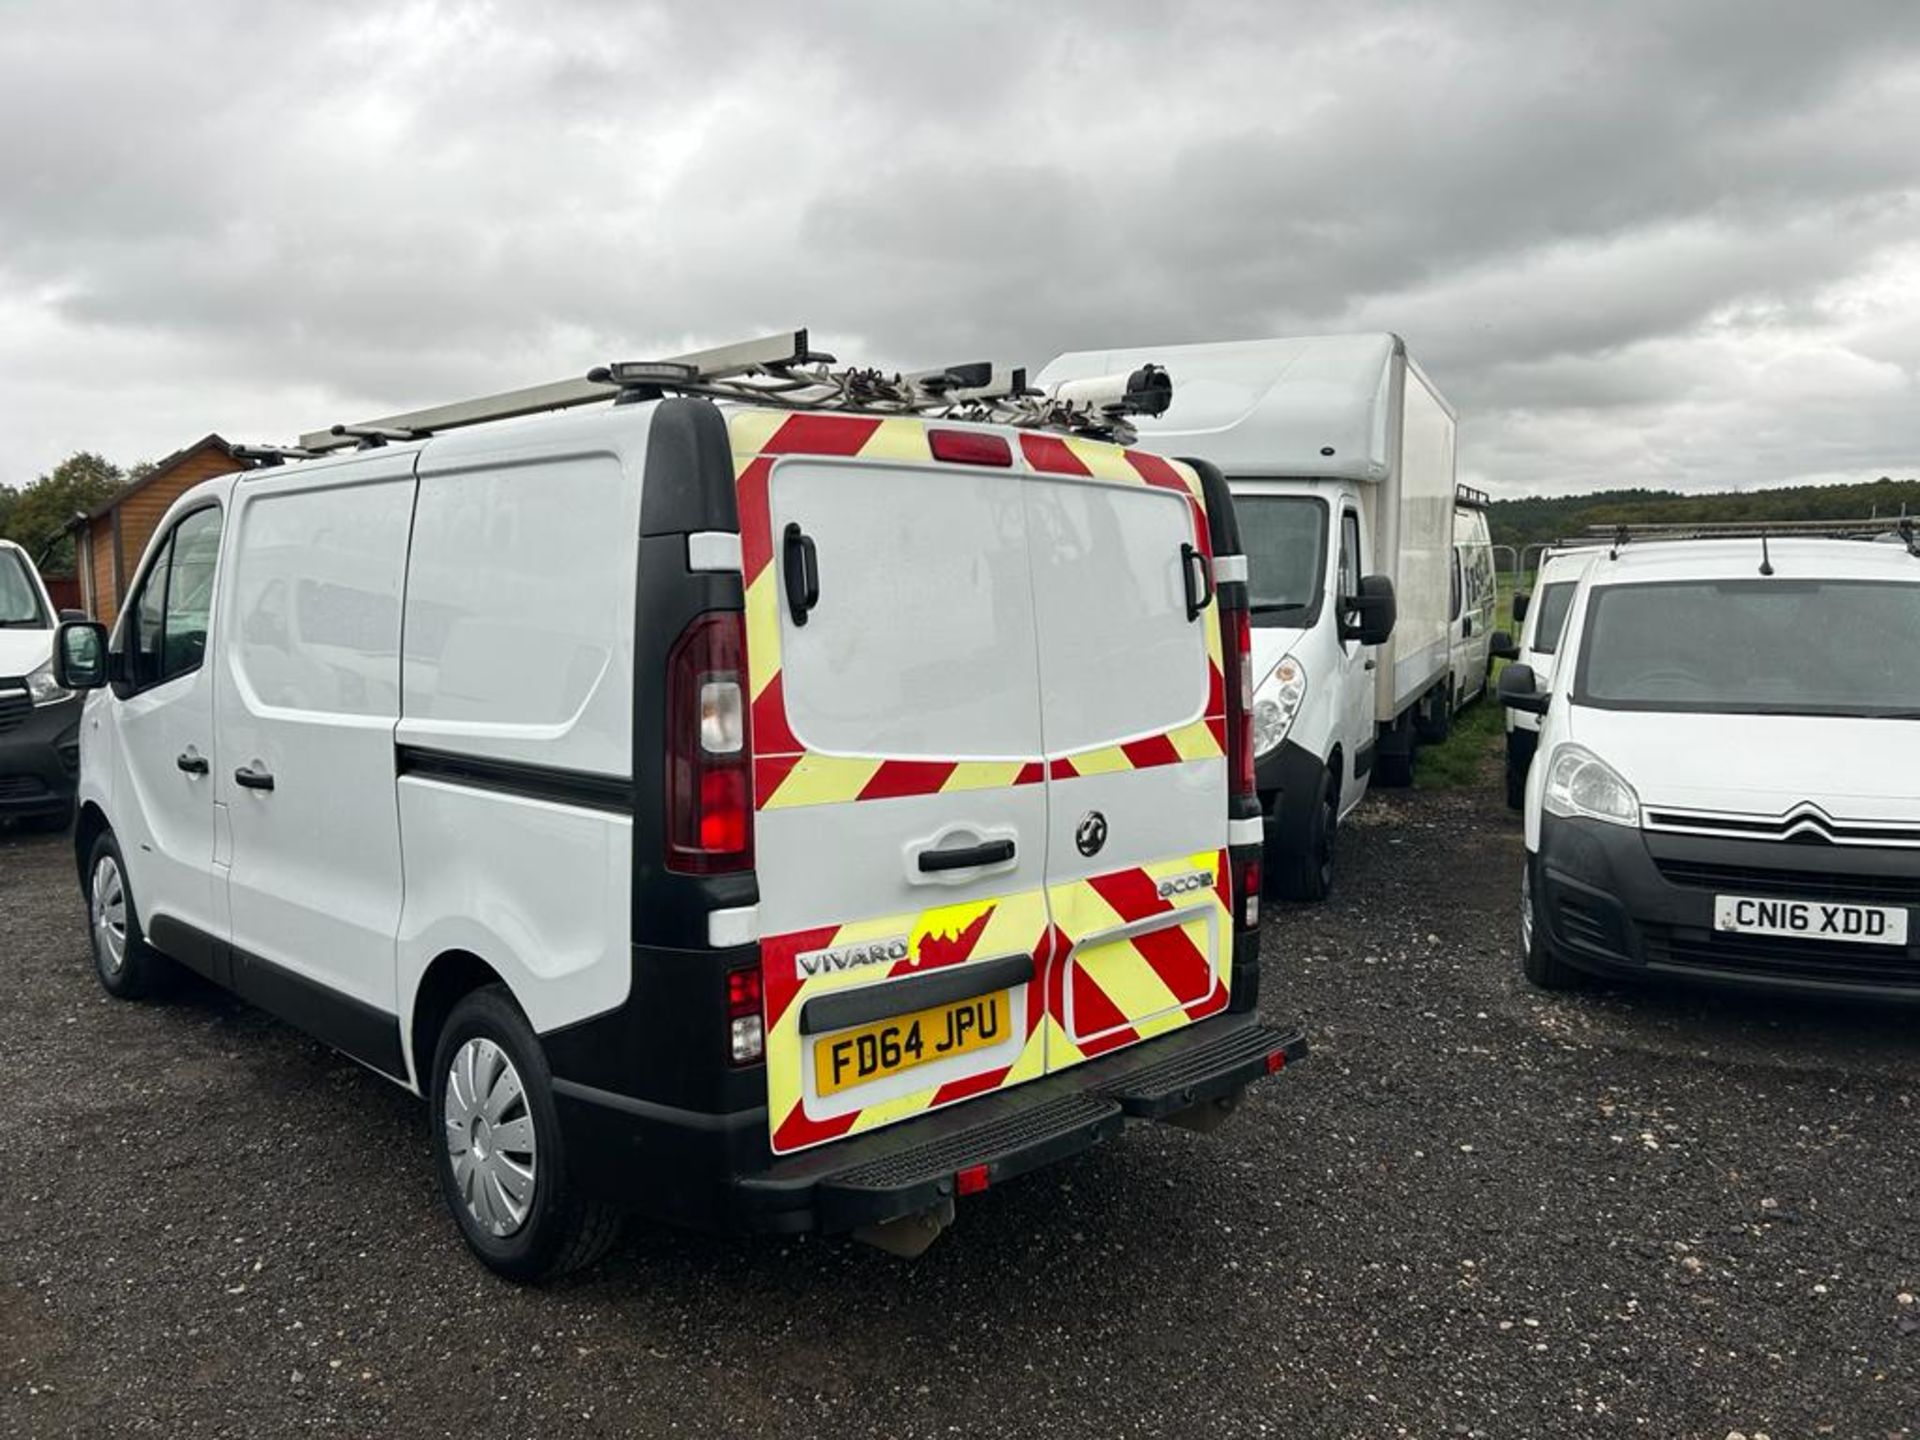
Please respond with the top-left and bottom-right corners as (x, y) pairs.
(1520, 864), (1535, 953)
(444, 1038), (537, 1239)
(91, 856), (127, 975)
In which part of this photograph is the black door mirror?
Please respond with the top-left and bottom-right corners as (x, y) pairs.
(1511, 591), (1531, 624)
(53, 620), (110, 691)
(1498, 662), (1549, 715)
(1339, 574), (1396, 647)
(58, 608), (89, 623)
(1489, 629), (1520, 661)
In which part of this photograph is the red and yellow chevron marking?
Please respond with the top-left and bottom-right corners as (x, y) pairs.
(1043, 848), (1234, 1071)
(761, 889), (1053, 1155)
(759, 849), (1234, 1154)
(729, 408), (1227, 810)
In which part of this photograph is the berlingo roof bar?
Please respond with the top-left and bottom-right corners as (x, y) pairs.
(290, 329), (1169, 456)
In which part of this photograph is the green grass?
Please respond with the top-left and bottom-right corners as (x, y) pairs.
(1412, 580), (1517, 792)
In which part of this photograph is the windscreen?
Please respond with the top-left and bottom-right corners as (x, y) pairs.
(1577, 578), (1920, 717)
(1236, 495), (1326, 627)
(0, 550), (47, 627)
(1530, 581), (1577, 656)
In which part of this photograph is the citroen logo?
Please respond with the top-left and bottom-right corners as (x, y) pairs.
(1075, 811), (1108, 858)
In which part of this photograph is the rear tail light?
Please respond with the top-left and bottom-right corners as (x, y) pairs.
(1231, 850), (1261, 931)
(727, 964), (764, 1066)
(927, 428), (1013, 468)
(1226, 604), (1256, 799)
(666, 611), (754, 873)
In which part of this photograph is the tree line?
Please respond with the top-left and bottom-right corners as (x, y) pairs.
(0, 453), (153, 576)
(1490, 476), (1920, 554)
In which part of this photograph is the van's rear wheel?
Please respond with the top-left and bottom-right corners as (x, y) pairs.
(86, 832), (171, 999)
(430, 986), (620, 1281)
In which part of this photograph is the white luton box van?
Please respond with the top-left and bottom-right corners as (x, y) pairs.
(1040, 335), (1463, 900)
(51, 334), (1303, 1277)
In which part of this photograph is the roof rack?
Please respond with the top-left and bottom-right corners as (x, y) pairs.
(1579, 516), (1920, 565)
(298, 329), (1167, 454)
(1456, 483), (1491, 511)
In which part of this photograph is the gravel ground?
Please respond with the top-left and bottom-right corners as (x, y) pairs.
(3, 758), (1916, 1439)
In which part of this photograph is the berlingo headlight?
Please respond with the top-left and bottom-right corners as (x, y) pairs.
(1252, 656), (1307, 757)
(1542, 743), (1640, 828)
(25, 659), (72, 707)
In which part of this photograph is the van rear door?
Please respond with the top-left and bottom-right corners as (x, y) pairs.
(738, 413), (1055, 1156)
(1016, 438), (1234, 1071)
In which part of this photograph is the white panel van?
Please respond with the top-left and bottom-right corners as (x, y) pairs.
(51, 348), (1304, 1277)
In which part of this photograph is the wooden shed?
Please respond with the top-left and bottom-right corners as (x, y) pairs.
(71, 434), (243, 627)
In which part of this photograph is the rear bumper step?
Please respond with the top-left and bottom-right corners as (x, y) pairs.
(731, 1015), (1309, 1233)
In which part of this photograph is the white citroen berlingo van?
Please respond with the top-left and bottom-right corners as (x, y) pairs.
(1500, 526), (1920, 999)
(52, 334), (1302, 1277)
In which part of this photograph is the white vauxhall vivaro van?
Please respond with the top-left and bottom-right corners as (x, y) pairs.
(1500, 528), (1920, 1000)
(51, 335), (1303, 1277)
(1, 537), (85, 829)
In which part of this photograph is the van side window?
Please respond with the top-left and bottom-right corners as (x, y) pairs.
(1337, 509), (1361, 602)
(161, 508), (223, 680)
(128, 533), (173, 688)
(124, 506), (224, 690)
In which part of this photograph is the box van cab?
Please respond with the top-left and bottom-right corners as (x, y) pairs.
(1040, 335), (1468, 902)
(52, 335), (1303, 1277)
(1491, 545), (1601, 809)
(1500, 530), (1920, 999)
(0, 537), (84, 830)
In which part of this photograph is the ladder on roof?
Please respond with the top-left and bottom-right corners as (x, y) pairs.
(264, 330), (1169, 461)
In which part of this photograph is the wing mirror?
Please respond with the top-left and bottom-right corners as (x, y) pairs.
(53, 620), (110, 691)
(1489, 629), (1520, 661)
(1339, 574), (1396, 647)
(1498, 662), (1550, 715)
(1511, 591), (1531, 624)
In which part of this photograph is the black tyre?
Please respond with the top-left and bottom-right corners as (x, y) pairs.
(1270, 768), (1337, 902)
(1374, 723), (1416, 788)
(1504, 729), (1537, 812)
(1413, 682), (1453, 744)
(1520, 861), (1582, 991)
(431, 986), (620, 1282)
(85, 831), (172, 999)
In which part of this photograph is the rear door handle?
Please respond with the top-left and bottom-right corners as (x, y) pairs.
(176, 751), (209, 776)
(917, 838), (1016, 873)
(1180, 542), (1214, 621)
(783, 522), (821, 625)
(233, 765), (275, 792)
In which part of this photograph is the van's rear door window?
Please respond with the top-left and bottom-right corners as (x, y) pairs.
(767, 460), (1044, 759)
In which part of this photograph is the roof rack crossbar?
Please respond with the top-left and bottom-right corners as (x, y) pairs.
(299, 328), (1166, 455)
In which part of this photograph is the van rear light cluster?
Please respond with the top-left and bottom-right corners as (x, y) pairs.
(727, 965), (764, 1066)
(1227, 605), (1256, 800)
(666, 611), (754, 873)
(1238, 855), (1261, 930)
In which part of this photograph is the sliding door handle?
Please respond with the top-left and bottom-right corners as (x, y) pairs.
(175, 751), (209, 776)
(233, 765), (275, 792)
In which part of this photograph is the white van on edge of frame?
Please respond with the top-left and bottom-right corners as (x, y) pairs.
(50, 332), (1305, 1279)
(1040, 334), (1468, 902)
(1500, 523), (1920, 999)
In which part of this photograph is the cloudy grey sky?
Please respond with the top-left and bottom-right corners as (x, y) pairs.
(2, 0), (1916, 495)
